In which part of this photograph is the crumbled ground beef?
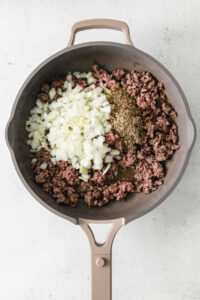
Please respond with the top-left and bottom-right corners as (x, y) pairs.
(30, 65), (179, 208)
(93, 65), (179, 195)
(41, 83), (50, 93)
(38, 92), (50, 103)
(31, 149), (133, 208)
(51, 77), (66, 90)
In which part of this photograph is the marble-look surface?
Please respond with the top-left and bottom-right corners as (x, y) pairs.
(0, 0), (199, 299)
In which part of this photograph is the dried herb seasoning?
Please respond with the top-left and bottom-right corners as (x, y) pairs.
(109, 85), (146, 147)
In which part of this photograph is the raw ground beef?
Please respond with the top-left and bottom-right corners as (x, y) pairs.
(30, 65), (179, 208)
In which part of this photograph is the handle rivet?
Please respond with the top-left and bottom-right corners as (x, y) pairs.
(96, 257), (105, 267)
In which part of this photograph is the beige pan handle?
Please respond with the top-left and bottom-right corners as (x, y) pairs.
(67, 19), (134, 47)
(78, 218), (124, 300)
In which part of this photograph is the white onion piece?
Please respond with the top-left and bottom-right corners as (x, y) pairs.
(110, 149), (120, 156)
(114, 170), (118, 176)
(87, 76), (96, 84)
(115, 155), (121, 160)
(49, 88), (56, 100)
(102, 163), (111, 175)
(66, 74), (72, 82)
(105, 155), (113, 163)
(78, 174), (90, 182)
(40, 162), (48, 170)
(51, 157), (56, 164)
(57, 88), (63, 96)
(31, 158), (37, 164)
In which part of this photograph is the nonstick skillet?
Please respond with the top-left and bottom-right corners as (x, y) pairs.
(6, 19), (196, 300)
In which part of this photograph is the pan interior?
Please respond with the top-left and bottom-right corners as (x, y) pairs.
(7, 43), (195, 223)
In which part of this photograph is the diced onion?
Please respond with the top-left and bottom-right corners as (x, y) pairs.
(110, 149), (120, 156)
(57, 88), (63, 96)
(80, 166), (88, 175)
(49, 88), (56, 100)
(103, 87), (111, 95)
(51, 157), (56, 164)
(78, 174), (90, 182)
(102, 163), (111, 175)
(105, 155), (113, 163)
(26, 71), (113, 181)
(115, 155), (121, 160)
(31, 158), (37, 164)
(40, 162), (48, 170)
(87, 76), (96, 84)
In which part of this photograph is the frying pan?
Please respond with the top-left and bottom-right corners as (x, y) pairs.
(6, 19), (196, 300)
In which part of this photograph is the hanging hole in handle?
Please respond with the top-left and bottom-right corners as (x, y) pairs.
(88, 223), (113, 245)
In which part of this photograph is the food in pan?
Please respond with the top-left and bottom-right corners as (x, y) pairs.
(25, 65), (179, 207)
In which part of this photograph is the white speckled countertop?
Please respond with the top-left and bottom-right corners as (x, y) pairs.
(0, 0), (200, 299)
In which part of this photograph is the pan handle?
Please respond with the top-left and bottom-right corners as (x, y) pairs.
(67, 19), (133, 47)
(78, 218), (124, 300)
